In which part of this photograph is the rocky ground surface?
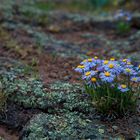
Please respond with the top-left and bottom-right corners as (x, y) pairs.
(0, 0), (140, 140)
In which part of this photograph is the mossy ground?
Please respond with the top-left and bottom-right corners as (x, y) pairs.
(0, 0), (140, 139)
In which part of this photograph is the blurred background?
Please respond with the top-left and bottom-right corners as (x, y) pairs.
(0, 0), (140, 75)
(0, 0), (140, 81)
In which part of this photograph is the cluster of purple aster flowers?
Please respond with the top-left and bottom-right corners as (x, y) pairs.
(114, 9), (132, 21)
(75, 57), (140, 93)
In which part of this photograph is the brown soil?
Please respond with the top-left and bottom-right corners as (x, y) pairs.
(38, 53), (81, 85)
(0, 125), (19, 140)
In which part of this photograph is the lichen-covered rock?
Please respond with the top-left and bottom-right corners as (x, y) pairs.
(2, 76), (94, 114)
(50, 82), (94, 113)
(21, 112), (107, 140)
(0, 65), (94, 113)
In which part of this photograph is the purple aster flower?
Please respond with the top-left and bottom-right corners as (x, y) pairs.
(114, 10), (132, 21)
(85, 62), (96, 69)
(114, 9), (125, 20)
(75, 65), (89, 73)
(96, 60), (109, 72)
(123, 68), (136, 75)
(80, 58), (97, 69)
(120, 59), (132, 67)
(82, 70), (97, 80)
(118, 84), (129, 92)
(103, 62), (123, 75)
(88, 56), (101, 65)
(96, 66), (104, 72)
(131, 76), (140, 82)
(125, 12), (132, 21)
(100, 72), (115, 83)
(124, 62), (133, 69)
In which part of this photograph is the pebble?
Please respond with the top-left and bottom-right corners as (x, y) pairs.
(112, 125), (118, 131)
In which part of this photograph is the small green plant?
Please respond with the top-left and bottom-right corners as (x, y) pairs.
(34, 2), (55, 11)
(116, 21), (131, 34)
(0, 92), (7, 111)
(75, 57), (140, 115)
(114, 10), (132, 35)
(0, 82), (7, 111)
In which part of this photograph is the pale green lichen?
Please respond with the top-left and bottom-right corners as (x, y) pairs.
(21, 112), (106, 140)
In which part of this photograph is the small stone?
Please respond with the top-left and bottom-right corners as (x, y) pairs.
(48, 25), (61, 33)
(63, 76), (71, 81)
(112, 125), (118, 131)
(98, 128), (104, 134)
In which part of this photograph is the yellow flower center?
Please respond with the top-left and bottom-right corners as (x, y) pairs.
(125, 68), (131, 73)
(91, 77), (97, 82)
(77, 65), (85, 69)
(108, 63), (114, 69)
(104, 60), (109, 65)
(132, 78), (137, 81)
(110, 58), (115, 61)
(104, 72), (111, 77)
(127, 62), (131, 65)
(94, 56), (98, 59)
(138, 65), (140, 68)
(121, 84), (127, 89)
(87, 58), (92, 62)
(85, 71), (91, 76)
(82, 59), (87, 63)
(122, 59), (127, 62)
